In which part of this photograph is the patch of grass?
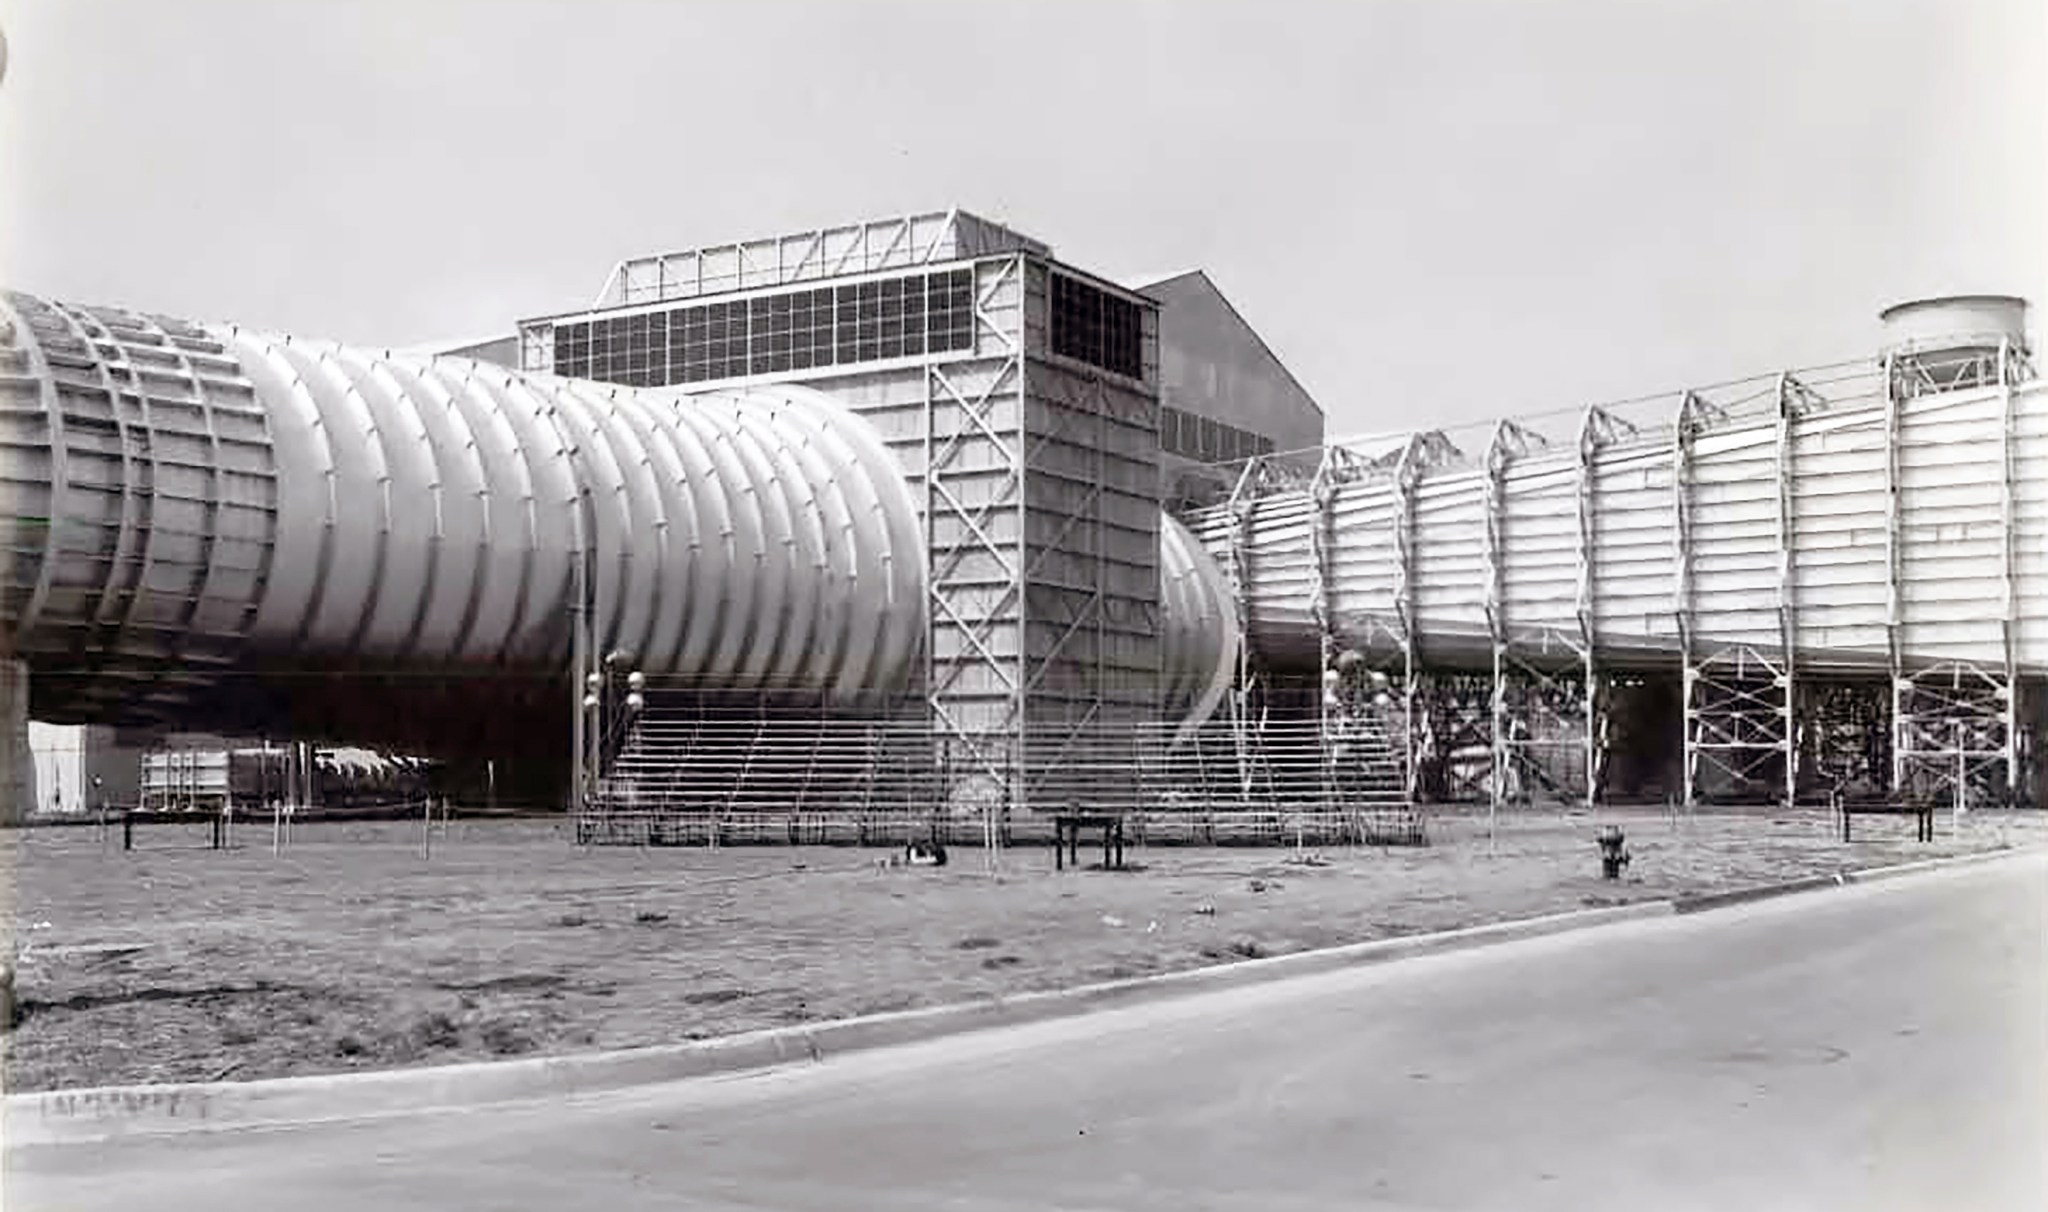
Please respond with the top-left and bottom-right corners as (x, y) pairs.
(2, 809), (2038, 1092)
(479, 1019), (536, 1056)
(402, 1010), (461, 1053)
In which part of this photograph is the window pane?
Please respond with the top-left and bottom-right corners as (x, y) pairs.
(1050, 274), (1142, 379)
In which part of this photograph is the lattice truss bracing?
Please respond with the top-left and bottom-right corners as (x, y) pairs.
(920, 254), (1030, 817)
(1190, 344), (2046, 809)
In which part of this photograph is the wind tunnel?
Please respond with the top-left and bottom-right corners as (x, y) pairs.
(0, 291), (1238, 762)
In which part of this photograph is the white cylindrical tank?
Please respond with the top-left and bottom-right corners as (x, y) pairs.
(1879, 294), (2030, 392)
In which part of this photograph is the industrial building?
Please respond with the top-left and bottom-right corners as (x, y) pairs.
(1188, 292), (2045, 813)
(2, 208), (2041, 836)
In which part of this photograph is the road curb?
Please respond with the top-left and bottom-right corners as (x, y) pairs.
(7, 843), (2036, 1145)
(1837, 843), (2022, 885)
(1671, 872), (1850, 914)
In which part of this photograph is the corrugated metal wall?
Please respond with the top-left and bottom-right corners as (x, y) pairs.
(1192, 381), (2048, 675)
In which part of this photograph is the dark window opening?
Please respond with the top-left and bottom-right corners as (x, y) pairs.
(1159, 405), (1276, 464)
(1050, 274), (1143, 380)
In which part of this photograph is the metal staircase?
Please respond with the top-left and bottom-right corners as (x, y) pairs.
(580, 698), (1421, 848)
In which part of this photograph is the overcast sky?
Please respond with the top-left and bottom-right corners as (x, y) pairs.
(2, 0), (2042, 437)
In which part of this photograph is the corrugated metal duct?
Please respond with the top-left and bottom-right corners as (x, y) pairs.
(1186, 378), (2048, 677)
(1, 291), (1238, 735)
(1158, 513), (1239, 738)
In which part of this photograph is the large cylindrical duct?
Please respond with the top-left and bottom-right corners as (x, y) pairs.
(2, 291), (1240, 744)
(1159, 513), (1238, 739)
(1, 291), (924, 731)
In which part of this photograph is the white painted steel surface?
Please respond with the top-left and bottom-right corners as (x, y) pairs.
(1158, 513), (1238, 737)
(3, 292), (1236, 732)
(1880, 295), (2030, 362)
(224, 326), (931, 694)
(1191, 380), (2048, 675)
(1, 292), (928, 713)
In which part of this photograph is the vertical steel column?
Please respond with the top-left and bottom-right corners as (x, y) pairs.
(1225, 457), (1260, 806)
(1310, 450), (1339, 810)
(1575, 408), (1610, 808)
(1998, 339), (2020, 802)
(1775, 375), (1800, 806)
(570, 543), (586, 819)
(1483, 424), (1511, 818)
(1393, 438), (1423, 801)
(1010, 260), (1030, 844)
(1884, 354), (1907, 794)
(1673, 392), (1702, 810)
(923, 354), (938, 788)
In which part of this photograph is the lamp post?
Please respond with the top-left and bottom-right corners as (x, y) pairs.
(583, 651), (644, 817)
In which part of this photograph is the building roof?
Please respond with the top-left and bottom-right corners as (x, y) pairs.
(1121, 268), (1326, 420)
(1120, 268), (1207, 292)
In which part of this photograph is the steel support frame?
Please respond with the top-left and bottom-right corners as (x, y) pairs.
(1673, 390), (1789, 805)
(1672, 377), (1793, 804)
(1887, 339), (2027, 809)
(1223, 456), (1262, 807)
(1309, 445), (1383, 810)
(1678, 376), (1811, 807)
(1310, 453), (1339, 811)
(1894, 662), (2015, 809)
(922, 254), (1029, 824)
(1391, 436), (1427, 801)
(1573, 406), (1634, 807)
(595, 208), (987, 309)
(1482, 420), (1596, 814)
(1492, 638), (1596, 807)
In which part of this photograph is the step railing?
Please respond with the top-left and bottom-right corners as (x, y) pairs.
(583, 711), (1424, 847)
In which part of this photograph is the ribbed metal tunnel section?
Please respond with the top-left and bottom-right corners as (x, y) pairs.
(1158, 513), (1238, 737)
(0, 292), (279, 721)
(1185, 380), (2048, 676)
(221, 325), (929, 696)
(3, 291), (1240, 738)
(2, 291), (930, 725)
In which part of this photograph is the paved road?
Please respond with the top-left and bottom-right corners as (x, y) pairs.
(8, 856), (2044, 1212)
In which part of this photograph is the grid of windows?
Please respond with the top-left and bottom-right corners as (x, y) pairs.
(546, 310), (672, 387)
(1049, 273), (1144, 380)
(1161, 405), (1275, 464)
(551, 268), (975, 386)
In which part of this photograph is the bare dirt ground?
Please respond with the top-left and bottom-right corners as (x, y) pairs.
(3, 805), (2041, 1093)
